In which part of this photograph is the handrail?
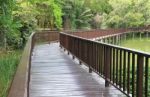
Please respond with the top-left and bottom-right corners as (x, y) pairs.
(66, 28), (150, 39)
(7, 30), (59, 97)
(60, 30), (150, 97)
(34, 30), (59, 43)
(7, 32), (35, 97)
(61, 32), (150, 56)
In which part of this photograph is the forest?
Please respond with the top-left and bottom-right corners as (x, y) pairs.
(0, 0), (150, 97)
(0, 0), (150, 49)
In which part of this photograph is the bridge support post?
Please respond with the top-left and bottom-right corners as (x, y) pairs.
(72, 55), (75, 60)
(108, 37), (111, 44)
(115, 36), (117, 45)
(123, 33), (126, 42)
(79, 61), (82, 65)
(64, 48), (66, 52)
(104, 46), (111, 87)
(111, 37), (113, 44)
(101, 39), (103, 42)
(68, 51), (70, 55)
(136, 55), (144, 97)
(117, 35), (119, 45)
(89, 67), (92, 73)
(146, 31), (149, 39)
(120, 34), (122, 44)
(140, 32), (142, 40)
(59, 45), (62, 48)
(113, 36), (115, 44)
(118, 35), (120, 45)
(132, 32), (135, 39)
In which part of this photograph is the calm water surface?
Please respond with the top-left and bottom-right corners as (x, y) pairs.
(120, 37), (150, 53)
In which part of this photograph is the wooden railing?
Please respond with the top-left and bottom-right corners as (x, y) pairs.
(60, 31), (150, 97)
(35, 30), (59, 43)
(7, 30), (59, 97)
(6, 27), (150, 97)
(67, 27), (150, 39)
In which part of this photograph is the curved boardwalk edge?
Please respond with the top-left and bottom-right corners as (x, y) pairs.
(7, 33), (35, 97)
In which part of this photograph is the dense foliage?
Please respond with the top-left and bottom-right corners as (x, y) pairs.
(0, 0), (150, 49)
(103, 0), (150, 28)
(0, 0), (36, 49)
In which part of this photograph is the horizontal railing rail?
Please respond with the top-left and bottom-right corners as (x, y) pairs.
(35, 30), (59, 43)
(60, 31), (150, 97)
(7, 32), (35, 97)
(7, 30), (59, 97)
(65, 27), (150, 39)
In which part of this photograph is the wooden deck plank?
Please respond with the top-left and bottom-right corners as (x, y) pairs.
(29, 43), (126, 97)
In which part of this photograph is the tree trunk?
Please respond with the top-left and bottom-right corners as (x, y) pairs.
(63, 16), (71, 30)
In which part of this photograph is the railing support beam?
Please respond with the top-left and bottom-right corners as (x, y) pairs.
(136, 55), (144, 97)
(72, 55), (75, 60)
(68, 52), (70, 55)
(89, 67), (92, 73)
(104, 47), (111, 87)
(79, 61), (82, 65)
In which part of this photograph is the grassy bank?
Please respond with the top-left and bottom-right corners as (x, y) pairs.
(0, 51), (21, 97)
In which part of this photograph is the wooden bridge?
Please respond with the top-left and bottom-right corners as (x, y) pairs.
(7, 28), (150, 97)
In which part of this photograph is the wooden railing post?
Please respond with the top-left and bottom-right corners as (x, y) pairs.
(79, 61), (82, 65)
(89, 42), (93, 73)
(104, 46), (111, 87)
(136, 55), (144, 97)
(59, 30), (150, 97)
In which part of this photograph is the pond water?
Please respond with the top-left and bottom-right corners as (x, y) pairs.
(120, 37), (150, 53)
(119, 37), (150, 96)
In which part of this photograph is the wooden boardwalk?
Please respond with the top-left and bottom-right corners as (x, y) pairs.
(29, 43), (126, 97)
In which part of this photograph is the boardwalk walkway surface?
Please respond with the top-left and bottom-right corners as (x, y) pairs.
(29, 42), (126, 97)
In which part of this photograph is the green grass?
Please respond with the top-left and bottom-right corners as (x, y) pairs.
(120, 37), (150, 53)
(0, 51), (21, 97)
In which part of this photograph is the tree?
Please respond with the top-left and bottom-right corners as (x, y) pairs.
(102, 0), (150, 28)
(83, 0), (112, 29)
(0, 0), (17, 49)
(61, 0), (75, 29)
(30, 0), (63, 30)
(62, 0), (93, 29)
(85, 0), (111, 14)
(0, 0), (37, 49)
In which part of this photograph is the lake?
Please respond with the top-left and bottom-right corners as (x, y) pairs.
(120, 37), (150, 53)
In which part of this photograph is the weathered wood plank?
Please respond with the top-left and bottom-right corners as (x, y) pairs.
(29, 43), (126, 97)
